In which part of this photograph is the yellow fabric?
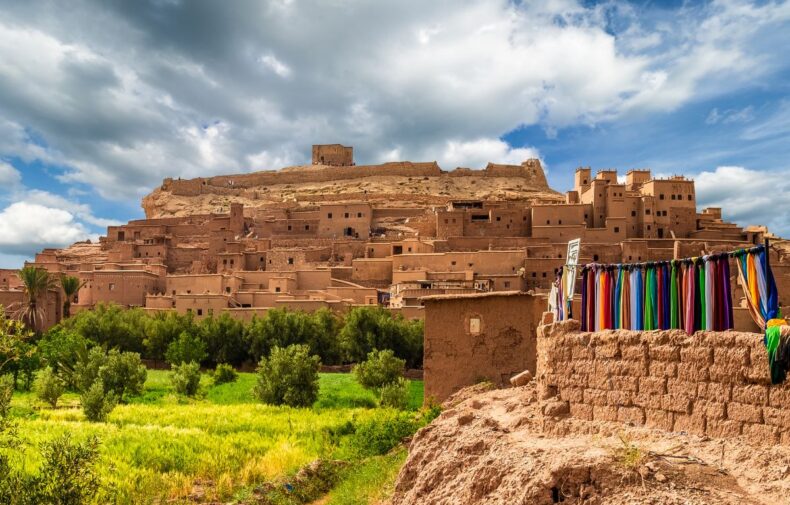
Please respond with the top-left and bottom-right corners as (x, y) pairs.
(767, 318), (788, 328)
(747, 253), (759, 311)
(736, 256), (765, 330)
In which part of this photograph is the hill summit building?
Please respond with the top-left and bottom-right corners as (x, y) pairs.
(1, 144), (785, 330)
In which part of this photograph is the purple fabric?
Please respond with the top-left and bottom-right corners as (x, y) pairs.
(722, 257), (733, 330)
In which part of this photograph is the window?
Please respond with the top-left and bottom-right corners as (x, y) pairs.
(646, 209), (651, 215)
(647, 225), (651, 230)
(671, 194), (676, 200)
(357, 212), (362, 218)
(444, 219), (449, 224)
(531, 272), (537, 277)
(275, 287), (281, 293)
(287, 225), (292, 231)
(288, 257), (294, 265)
(496, 216), (501, 222)
(451, 261), (456, 266)
(546, 220), (550, 225)
(542, 272), (547, 278)
(109, 283), (116, 291)
(631, 211), (636, 217)
(660, 194), (665, 200)
(225, 287), (231, 293)
(197, 309), (203, 316)
(584, 214), (588, 219)
(328, 213), (333, 219)
(614, 227), (620, 233)
(344, 212), (349, 218)
(230, 259), (234, 265)
(558, 220), (562, 225)
(593, 254), (599, 261)
(305, 225), (310, 230)
(223, 259), (227, 265)
(469, 317), (481, 335)
(688, 195), (692, 200)
(504, 281), (511, 288)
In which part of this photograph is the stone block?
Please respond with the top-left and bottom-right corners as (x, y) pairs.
(606, 390), (633, 407)
(673, 412), (706, 436)
(731, 384), (769, 406)
(543, 400), (570, 417)
(742, 423), (779, 446)
(595, 343), (620, 359)
(763, 407), (790, 429)
(588, 372), (613, 390)
(645, 409), (673, 431)
(677, 365), (710, 383)
(705, 418), (743, 439)
(649, 361), (678, 378)
(592, 405), (618, 422)
(633, 392), (662, 410)
(569, 360), (595, 375)
(617, 406), (645, 425)
(693, 400), (726, 420)
(611, 375), (639, 392)
(713, 347), (750, 367)
(667, 378), (697, 398)
(638, 376), (667, 395)
(569, 402), (593, 421)
(621, 344), (648, 361)
(510, 369), (533, 387)
(680, 346), (713, 365)
(727, 402), (763, 424)
(583, 389), (608, 406)
(559, 387), (584, 403)
(661, 394), (692, 414)
(649, 345), (681, 362)
(572, 346), (594, 361)
(769, 387), (790, 408)
(708, 365), (745, 384)
(697, 382), (732, 402)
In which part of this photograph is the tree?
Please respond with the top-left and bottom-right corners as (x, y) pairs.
(171, 362), (201, 396)
(198, 313), (246, 365)
(165, 331), (207, 366)
(0, 305), (35, 374)
(59, 275), (85, 320)
(144, 311), (197, 361)
(340, 307), (424, 367)
(253, 344), (321, 407)
(34, 367), (65, 408)
(12, 266), (57, 333)
(353, 349), (405, 391)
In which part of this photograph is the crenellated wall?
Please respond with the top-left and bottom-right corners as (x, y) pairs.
(537, 319), (790, 445)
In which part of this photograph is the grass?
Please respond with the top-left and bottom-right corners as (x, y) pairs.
(5, 370), (427, 504)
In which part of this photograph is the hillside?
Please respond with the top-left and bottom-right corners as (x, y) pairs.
(141, 159), (563, 218)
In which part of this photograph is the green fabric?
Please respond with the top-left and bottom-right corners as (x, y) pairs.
(766, 325), (783, 384)
(670, 262), (678, 329)
(644, 266), (655, 330)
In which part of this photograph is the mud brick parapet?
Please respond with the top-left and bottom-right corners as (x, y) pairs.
(536, 319), (790, 445)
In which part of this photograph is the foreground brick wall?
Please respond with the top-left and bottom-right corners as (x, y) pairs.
(537, 320), (790, 445)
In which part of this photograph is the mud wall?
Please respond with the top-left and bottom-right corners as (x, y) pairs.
(423, 292), (545, 402)
(537, 320), (790, 445)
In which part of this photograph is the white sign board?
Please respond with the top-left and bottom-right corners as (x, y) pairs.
(564, 238), (581, 301)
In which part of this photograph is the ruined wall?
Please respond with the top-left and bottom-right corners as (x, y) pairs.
(423, 292), (545, 402)
(537, 320), (790, 445)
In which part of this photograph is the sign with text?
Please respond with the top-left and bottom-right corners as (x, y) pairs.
(564, 238), (581, 301)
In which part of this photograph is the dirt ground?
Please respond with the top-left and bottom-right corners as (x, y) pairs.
(391, 383), (790, 505)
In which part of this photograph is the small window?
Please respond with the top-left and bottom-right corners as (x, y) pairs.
(660, 194), (665, 200)
(647, 225), (652, 230)
(444, 219), (449, 224)
(646, 209), (651, 215)
(688, 194), (692, 200)
(469, 317), (481, 335)
(531, 272), (537, 278)
(275, 287), (281, 293)
(451, 261), (456, 266)
(328, 213), (333, 219)
(287, 225), (292, 231)
(504, 281), (511, 288)
(109, 283), (116, 291)
(225, 287), (231, 293)
(614, 227), (620, 233)
(357, 212), (362, 218)
(593, 254), (599, 261)
(288, 257), (294, 265)
(546, 220), (550, 225)
(305, 225), (310, 230)
(631, 211), (636, 217)
(558, 220), (562, 225)
(542, 272), (547, 278)
(197, 309), (203, 316)
(671, 194), (676, 200)
(496, 216), (501, 222)
(344, 212), (349, 218)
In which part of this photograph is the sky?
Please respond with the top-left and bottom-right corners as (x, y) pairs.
(0, 0), (789, 268)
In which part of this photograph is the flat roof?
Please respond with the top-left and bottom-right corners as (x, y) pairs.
(420, 290), (527, 301)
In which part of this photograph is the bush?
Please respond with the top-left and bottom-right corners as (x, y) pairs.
(33, 433), (101, 503)
(245, 309), (343, 365)
(143, 311), (197, 361)
(63, 303), (147, 353)
(37, 327), (91, 389)
(165, 331), (207, 366)
(379, 377), (410, 409)
(212, 363), (238, 385)
(35, 367), (65, 408)
(81, 380), (117, 422)
(171, 361), (201, 396)
(353, 349), (405, 391)
(344, 410), (419, 457)
(0, 375), (12, 417)
(253, 344), (320, 407)
(74, 348), (147, 402)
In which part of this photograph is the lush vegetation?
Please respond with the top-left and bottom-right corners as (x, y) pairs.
(56, 304), (423, 368)
(2, 370), (431, 504)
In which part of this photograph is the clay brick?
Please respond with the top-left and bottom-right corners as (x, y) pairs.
(708, 365), (745, 384)
(621, 344), (648, 361)
(593, 405), (618, 422)
(617, 406), (645, 425)
(633, 392), (662, 410)
(673, 412), (706, 436)
(750, 347), (770, 369)
(572, 346), (594, 361)
(638, 376), (667, 395)
(583, 389), (608, 406)
(769, 388), (790, 408)
(649, 345), (680, 362)
(727, 402), (763, 423)
(707, 333), (736, 348)
(677, 365), (710, 383)
(661, 394), (692, 414)
(731, 384), (768, 406)
(713, 347), (749, 367)
(742, 423), (779, 445)
(569, 402), (593, 421)
(595, 343), (620, 359)
(569, 360), (595, 375)
(705, 418), (743, 439)
(645, 409), (673, 431)
(556, 373), (588, 389)
(649, 361), (678, 378)
(742, 366), (771, 385)
(606, 390), (633, 407)
(596, 360), (647, 377)
(697, 382), (732, 401)
(611, 375), (639, 392)
(781, 431), (790, 445)
(693, 400), (726, 420)
(588, 372), (613, 390)
(667, 378), (697, 398)
(680, 346), (713, 365)
(763, 407), (790, 429)
(559, 387), (584, 403)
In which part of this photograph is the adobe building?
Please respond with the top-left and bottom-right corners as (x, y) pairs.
(422, 292), (545, 402)
(5, 144), (788, 332)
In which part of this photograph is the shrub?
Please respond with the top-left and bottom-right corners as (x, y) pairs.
(353, 349), (405, 391)
(37, 327), (90, 389)
(245, 309), (344, 365)
(35, 367), (65, 408)
(165, 331), (207, 366)
(171, 361), (201, 396)
(63, 303), (146, 353)
(253, 344), (320, 407)
(144, 311), (197, 361)
(0, 375), (12, 417)
(379, 377), (410, 410)
(81, 380), (117, 422)
(344, 410), (419, 457)
(212, 363), (238, 385)
(74, 348), (147, 402)
(34, 433), (102, 503)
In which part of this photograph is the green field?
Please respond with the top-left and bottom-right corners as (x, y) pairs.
(5, 371), (426, 504)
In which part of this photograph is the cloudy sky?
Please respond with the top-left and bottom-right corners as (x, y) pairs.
(0, 0), (789, 267)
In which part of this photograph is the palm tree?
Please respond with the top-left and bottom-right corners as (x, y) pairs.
(13, 266), (58, 333)
(60, 275), (85, 319)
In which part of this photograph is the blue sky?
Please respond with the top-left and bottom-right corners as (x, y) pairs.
(0, 0), (789, 268)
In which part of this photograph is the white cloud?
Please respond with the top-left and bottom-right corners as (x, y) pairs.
(0, 201), (96, 255)
(436, 138), (542, 170)
(259, 54), (292, 78)
(694, 165), (790, 236)
(21, 189), (121, 228)
(706, 106), (754, 125)
(0, 161), (22, 188)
